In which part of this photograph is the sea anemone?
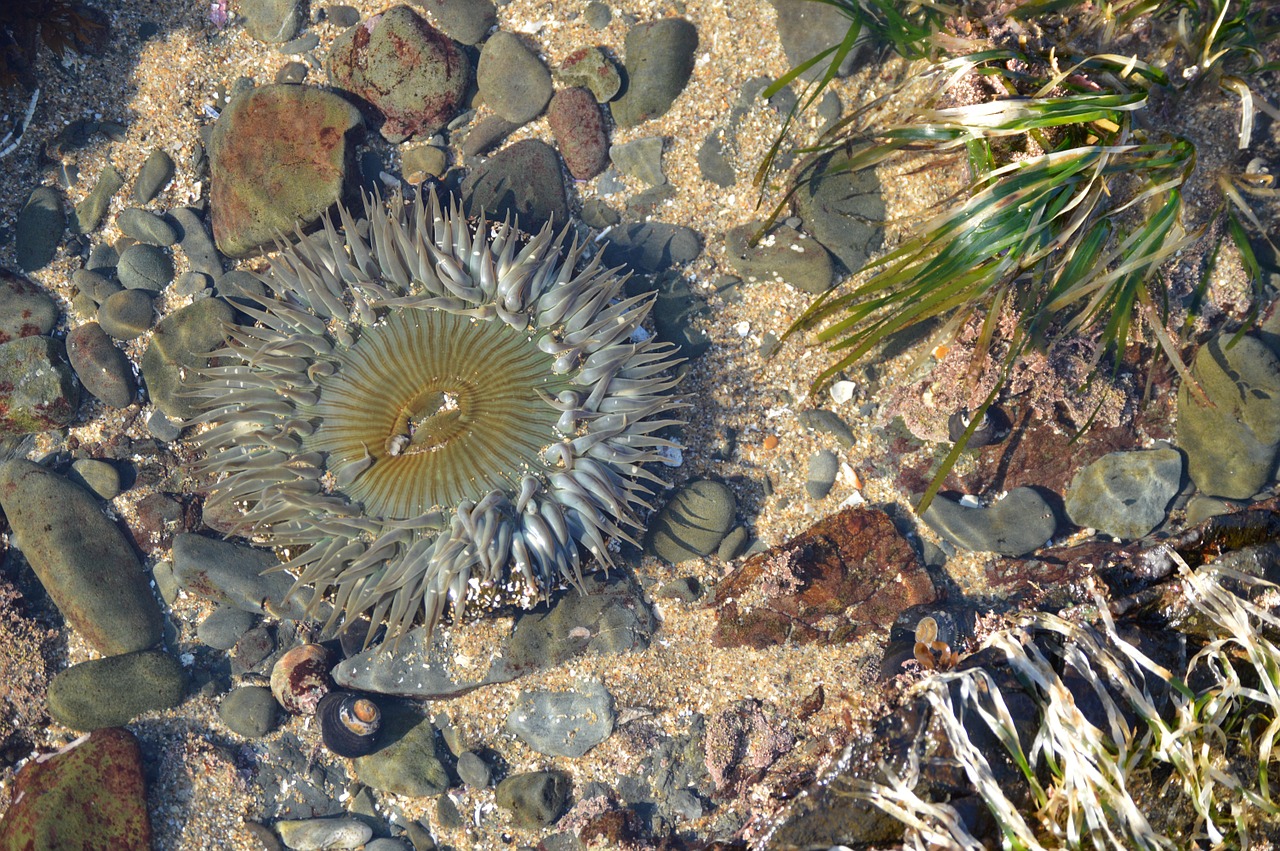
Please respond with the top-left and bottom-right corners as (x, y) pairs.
(190, 188), (684, 643)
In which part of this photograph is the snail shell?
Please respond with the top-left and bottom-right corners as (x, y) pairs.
(269, 643), (332, 715)
(317, 691), (382, 757)
(947, 407), (1008, 448)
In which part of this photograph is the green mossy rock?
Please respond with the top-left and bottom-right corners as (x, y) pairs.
(0, 336), (79, 435)
(47, 650), (186, 730)
(353, 701), (449, 797)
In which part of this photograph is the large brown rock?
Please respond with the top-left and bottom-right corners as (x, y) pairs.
(209, 84), (362, 258)
(712, 506), (935, 648)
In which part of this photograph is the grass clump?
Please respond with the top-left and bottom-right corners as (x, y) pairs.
(765, 0), (1279, 509)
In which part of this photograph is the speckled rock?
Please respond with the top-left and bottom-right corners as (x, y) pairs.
(410, 0), (496, 45)
(477, 31), (553, 124)
(353, 702), (449, 797)
(495, 771), (571, 828)
(462, 139), (568, 230)
(66, 321), (137, 408)
(0, 269), (57, 343)
(275, 818), (372, 851)
(1177, 334), (1280, 499)
(646, 480), (736, 564)
(14, 186), (64, 272)
(1065, 448), (1183, 540)
(556, 45), (620, 102)
(506, 679), (615, 757)
(140, 296), (235, 419)
(0, 336), (79, 434)
(133, 148), (175, 203)
(725, 221), (834, 294)
(218, 685), (281, 738)
(98, 289), (156, 340)
(921, 487), (1058, 557)
(457, 751), (492, 789)
(326, 5), (469, 141)
(209, 84), (362, 257)
(47, 650), (186, 730)
(610, 18), (698, 128)
(547, 87), (608, 180)
(241, 0), (304, 43)
(0, 728), (151, 850)
(0, 460), (162, 654)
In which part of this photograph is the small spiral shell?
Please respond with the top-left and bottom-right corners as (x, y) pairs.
(317, 691), (382, 757)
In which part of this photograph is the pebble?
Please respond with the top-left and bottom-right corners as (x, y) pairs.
(209, 84), (362, 257)
(0, 729), (150, 849)
(278, 32), (319, 53)
(1065, 448), (1183, 540)
(66, 321), (138, 408)
(140, 297), (235, 419)
(600, 222), (702, 272)
(74, 164), (123, 233)
(655, 576), (702, 602)
(323, 4), (361, 27)
(47, 649), (186, 730)
(584, 0), (611, 29)
(413, 0), (496, 45)
(920, 487), (1058, 557)
(98, 289), (156, 340)
(716, 526), (749, 561)
(793, 149), (884, 272)
(198, 605), (258, 650)
(133, 148), (175, 203)
(151, 560), (181, 606)
(645, 479), (737, 564)
(611, 18), (698, 127)
(241, 0), (304, 43)
(171, 532), (310, 618)
(68, 458), (122, 500)
(0, 269), (57, 342)
(1177, 334), (1280, 499)
(697, 128), (735, 187)
(233, 626), (278, 673)
(495, 771), (571, 828)
(457, 751), (492, 789)
(806, 449), (839, 499)
(797, 408), (855, 448)
(352, 703), (449, 797)
(117, 207), (179, 246)
(326, 6), (468, 141)
(459, 114), (519, 158)
(174, 270), (212, 296)
(72, 268), (121, 304)
(556, 45), (621, 102)
(461, 139), (568, 230)
(610, 136), (665, 185)
(170, 206), (224, 278)
(477, 31), (553, 124)
(1184, 494), (1243, 526)
(725, 221), (834, 294)
(15, 186), (65, 272)
(218, 685), (281, 738)
(401, 144), (449, 183)
(216, 269), (268, 304)
(275, 818), (372, 851)
(0, 336), (80, 434)
(770, 0), (867, 80)
(507, 572), (656, 663)
(117, 243), (174, 291)
(547, 87), (609, 180)
(506, 679), (616, 757)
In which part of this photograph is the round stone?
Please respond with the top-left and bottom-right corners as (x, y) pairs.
(98, 289), (156, 340)
(646, 480), (737, 564)
(116, 243), (174, 291)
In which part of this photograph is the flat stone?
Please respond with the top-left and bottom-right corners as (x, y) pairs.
(1177, 334), (1280, 499)
(133, 148), (175, 203)
(140, 297), (234, 419)
(477, 31), (553, 124)
(198, 605), (258, 650)
(921, 487), (1058, 557)
(725, 221), (834, 294)
(697, 127), (736, 187)
(15, 187), (65, 272)
(646, 479), (736, 564)
(600, 222), (701, 272)
(611, 18), (698, 128)
(409, 0), (496, 45)
(770, 0), (868, 80)
(712, 506), (935, 648)
(0, 336), (79, 434)
(242, 0), (304, 43)
(610, 136), (665, 186)
(98, 289), (156, 341)
(459, 114), (518, 158)
(68, 458), (122, 499)
(806, 449), (839, 499)
(275, 818), (372, 851)
(209, 84), (362, 257)
(171, 532), (308, 618)
(72, 268), (121, 305)
(0, 729), (151, 850)
(218, 685), (280, 738)
(462, 139), (568, 231)
(0, 460), (162, 654)
(74, 165), (124, 233)
(0, 269), (58, 343)
(326, 5), (468, 142)
(506, 679), (615, 757)
(495, 771), (571, 828)
(116, 208), (179, 246)
(352, 702), (449, 797)
(170, 206), (224, 278)
(116, 243), (174, 291)
(1065, 448), (1183, 540)
(793, 148), (884, 272)
(66, 321), (137, 408)
(457, 751), (492, 789)
(547, 87), (608, 180)
(47, 649), (186, 730)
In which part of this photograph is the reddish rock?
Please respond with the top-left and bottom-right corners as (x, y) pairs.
(209, 84), (362, 258)
(0, 728), (151, 850)
(326, 5), (470, 141)
(712, 506), (935, 649)
(704, 698), (795, 794)
(547, 87), (608, 180)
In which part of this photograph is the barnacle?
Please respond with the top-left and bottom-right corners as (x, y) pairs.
(191, 189), (684, 643)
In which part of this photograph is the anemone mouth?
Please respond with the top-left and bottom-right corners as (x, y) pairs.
(190, 189), (684, 643)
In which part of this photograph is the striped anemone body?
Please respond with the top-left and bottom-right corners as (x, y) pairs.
(190, 189), (684, 642)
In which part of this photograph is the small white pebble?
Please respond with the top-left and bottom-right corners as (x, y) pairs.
(958, 494), (982, 508)
(830, 380), (856, 405)
(656, 444), (684, 467)
(179, 653), (195, 667)
(734, 321), (751, 337)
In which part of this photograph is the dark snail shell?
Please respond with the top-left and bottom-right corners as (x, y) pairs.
(318, 691), (382, 757)
(947, 407), (1009, 448)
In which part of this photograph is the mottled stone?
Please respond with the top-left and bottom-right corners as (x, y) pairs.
(646, 479), (736, 564)
(242, 0), (304, 43)
(0, 336), (79, 434)
(74, 164), (124, 233)
(133, 148), (175, 203)
(556, 45), (621, 102)
(410, 0), (496, 44)
(921, 487), (1058, 557)
(98, 289), (156, 341)
(547, 87), (608, 180)
(47, 650), (186, 730)
(353, 702), (449, 797)
(116, 208), (179, 246)
(462, 139), (568, 230)
(610, 18), (698, 128)
(495, 771), (571, 828)
(140, 297), (235, 419)
(116, 243), (174, 291)
(712, 506), (935, 648)
(171, 532), (309, 618)
(725, 221), (834, 294)
(66, 321), (137, 408)
(506, 679), (615, 757)
(0, 269), (58, 343)
(1065, 448), (1183, 540)
(14, 187), (64, 272)
(793, 148), (884, 272)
